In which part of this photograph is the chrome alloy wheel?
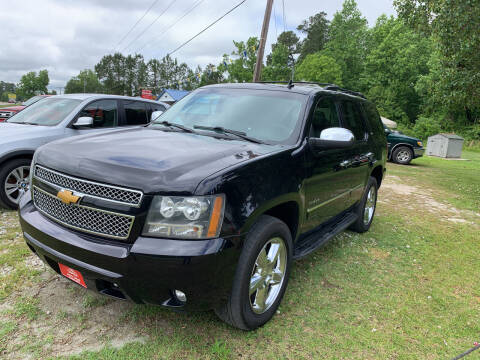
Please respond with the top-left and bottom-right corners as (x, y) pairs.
(396, 149), (411, 162)
(249, 237), (287, 314)
(4, 166), (30, 205)
(363, 186), (377, 225)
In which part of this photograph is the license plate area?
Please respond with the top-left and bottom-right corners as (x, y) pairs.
(59, 263), (87, 288)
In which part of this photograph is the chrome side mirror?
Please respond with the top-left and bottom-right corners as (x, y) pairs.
(151, 111), (164, 121)
(309, 127), (355, 150)
(73, 116), (93, 128)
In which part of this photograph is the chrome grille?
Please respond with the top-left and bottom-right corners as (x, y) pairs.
(33, 187), (134, 240)
(34, 165), (143, 206)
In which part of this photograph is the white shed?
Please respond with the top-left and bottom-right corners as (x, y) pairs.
(426, 133), (464, 158)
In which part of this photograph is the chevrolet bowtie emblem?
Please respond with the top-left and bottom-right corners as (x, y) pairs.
(57, 190), (80, 205)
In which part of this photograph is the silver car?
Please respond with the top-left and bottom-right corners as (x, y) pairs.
(0, 94), (168, 209)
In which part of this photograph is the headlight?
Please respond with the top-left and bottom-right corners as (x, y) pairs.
(142, 195), (225, 239)
(29, 155), (37, 189)
(417, 141), (423, 147)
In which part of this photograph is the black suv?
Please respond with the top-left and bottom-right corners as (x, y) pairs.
(19, 82), (387, 330)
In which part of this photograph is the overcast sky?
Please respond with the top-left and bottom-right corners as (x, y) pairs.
(0, 0), (395, 90)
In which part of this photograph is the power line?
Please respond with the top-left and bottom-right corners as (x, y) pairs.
(122, 0), (178, 53)
(113, 0), (160, 51)
(168, 0), (247, 56)
(135, 0), (206, 54)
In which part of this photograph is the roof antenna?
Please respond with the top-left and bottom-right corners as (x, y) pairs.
(287, 79), (294, 89)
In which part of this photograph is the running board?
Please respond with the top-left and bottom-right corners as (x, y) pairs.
(293, 212), (358, 259)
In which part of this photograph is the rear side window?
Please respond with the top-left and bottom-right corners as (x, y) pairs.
(341, 101), (367, 141)
(124, 100), (148, 125)
(78, 100), (118, 128)
(310, 97), (340, 137)
(363, 102), (383, 135)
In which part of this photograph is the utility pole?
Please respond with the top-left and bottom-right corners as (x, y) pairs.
(253, 0), (273, 82)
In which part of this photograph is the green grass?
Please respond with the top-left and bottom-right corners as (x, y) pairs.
(388, 150), (480, 211)
(11, 297), (42, 320)
(0, 152), (479, 359)
(0, 103), (19, 108)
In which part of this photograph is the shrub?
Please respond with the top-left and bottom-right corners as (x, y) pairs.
(411, 116), (443, 140)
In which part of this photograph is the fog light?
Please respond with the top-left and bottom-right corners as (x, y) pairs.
(174, 289), (187, 303)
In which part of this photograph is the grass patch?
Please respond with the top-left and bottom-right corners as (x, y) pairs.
(11, 297), (42, 320)
(388, 151), (480, 211)
(82, 294), (111, 309)
(0, 321), (16, 351)
(0, 153), (479, 359)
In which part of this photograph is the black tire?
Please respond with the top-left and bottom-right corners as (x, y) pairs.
(215, 215), (293, 330)
(349, 177), (378, 233)
(392, 146), (413, 165)
(0, 158), (32, 210)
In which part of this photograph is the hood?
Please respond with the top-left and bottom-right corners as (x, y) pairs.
(35, 127), (284, 194)
(388, 131), (420, 142)
(0, 106), (25, 112)
(0, 122), (62, 142)
(0, 123), (65, 156)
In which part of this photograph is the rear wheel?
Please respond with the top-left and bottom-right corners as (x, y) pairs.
(350, 177), (378, 233)
(215, 215), (292, 330)
(392, 146), (413, 165)
(0, 159), (32, 210)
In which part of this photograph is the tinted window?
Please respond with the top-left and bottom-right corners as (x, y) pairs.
(148, 103), (166, 121)
(78, 100), (117, 128)
(151, 88), (307, 144)
(124, 100), (148, 125)
(310, 97), (340, 137)
(151, 103), (166, 112)
(7, 98), (81, 126)
(341, 101), (367, 141)
(363, 102), (383, 134)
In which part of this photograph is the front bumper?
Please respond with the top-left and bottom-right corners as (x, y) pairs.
(413, 147), (425, 158)
(19, 193), (241, 310)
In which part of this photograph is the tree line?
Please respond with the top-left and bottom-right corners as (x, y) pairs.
(4, 0), (479, 143)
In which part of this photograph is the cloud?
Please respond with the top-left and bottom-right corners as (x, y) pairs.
(0, 0), (394, 89)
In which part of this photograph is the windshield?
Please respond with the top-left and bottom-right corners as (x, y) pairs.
(22, 95), (45, 107)
(151, 88), (307, 144)
(8, 97), (81, 126)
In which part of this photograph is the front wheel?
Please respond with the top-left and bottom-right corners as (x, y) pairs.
(392, 146), (413, 165)
(0, 158), (32, 210)
(215, 215), (292, 330)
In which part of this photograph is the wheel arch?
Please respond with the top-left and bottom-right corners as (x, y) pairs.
(241, 195), (301, 242)
(389, 143), (414, 160)
(0, 150), (35, 166)
(370, 165), (384, 188)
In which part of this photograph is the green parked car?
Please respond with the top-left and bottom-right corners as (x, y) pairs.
(384, 125), (425, 165)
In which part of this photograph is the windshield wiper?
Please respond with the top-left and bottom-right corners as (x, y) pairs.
(9, 122), (39, 126)
(193, 125), (264, 144)
(155, 121), (195, 133)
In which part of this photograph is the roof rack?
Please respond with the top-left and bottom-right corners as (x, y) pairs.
(257, 81), (367, 98)
(323, 85), (366, 99)
(258, 81), (335, 87)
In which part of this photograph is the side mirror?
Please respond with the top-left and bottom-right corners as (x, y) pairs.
(308, 127), (355, 150)
(151, 110), (164, 121)
(384, 128), (391, 134)
(73, 116), (93, 128)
